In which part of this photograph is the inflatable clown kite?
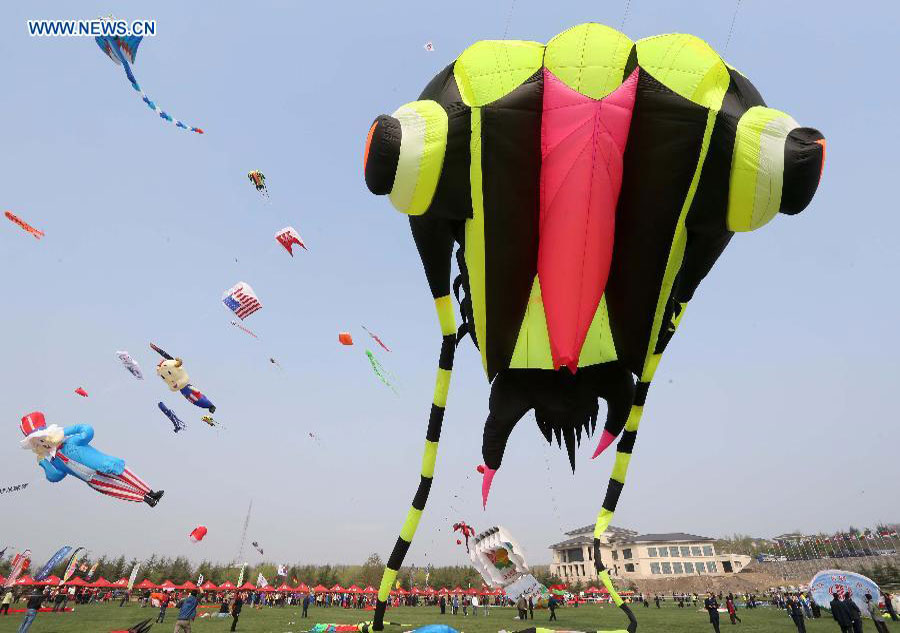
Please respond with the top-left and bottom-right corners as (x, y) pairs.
(362, 23), (825, 633)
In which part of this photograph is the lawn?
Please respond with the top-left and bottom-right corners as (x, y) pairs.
(0, 603), (893, 633)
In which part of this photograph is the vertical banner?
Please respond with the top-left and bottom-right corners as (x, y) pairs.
(34, 546), (72, 582)
(4, 550), (32, 588)
(61, 548), (86, 584)
(237, 563), (246, 587)
(127, 563), (141, 592)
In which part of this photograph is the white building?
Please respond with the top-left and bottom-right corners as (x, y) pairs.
(549, 524), (752, 581)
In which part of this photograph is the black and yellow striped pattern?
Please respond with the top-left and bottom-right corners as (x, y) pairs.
(373, 296), (456, 631)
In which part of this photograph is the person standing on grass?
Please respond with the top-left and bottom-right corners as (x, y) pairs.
(704, 592), (721, 633)
(16, 588), (45, 633)
(156, 592), (170, 623)
(303, 593), (310, 618)
(529, 595), (534, 619)
(865, 593), (889, 633)
(471, 594), (478, 616)
(0, 590), (12, 615)
(788, 595), (807, 633)
(884, 592), (898, 621)
(174, 589), (199, 633)
(548, 595), (558, 621)
(845, 591), (863, 633)
(830, 592), (853, 633)
(726, 593), (741, 624)
(230, 593), (243, 632)
(439, 594), (445, 614)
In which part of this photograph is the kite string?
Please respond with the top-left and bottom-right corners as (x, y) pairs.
(723, 0), (743, 54)
(502, 0), (517, 40)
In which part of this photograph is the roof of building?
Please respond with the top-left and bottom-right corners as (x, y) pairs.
(564, 524), (637, 537)
(549, 534), (593, 550)
(626, 533), (714, 544)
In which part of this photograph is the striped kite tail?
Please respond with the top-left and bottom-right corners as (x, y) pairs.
(372, 296), (456, 631)
(120, 59), (204, 134)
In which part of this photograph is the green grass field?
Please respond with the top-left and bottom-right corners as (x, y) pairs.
(0, 603), (896, 633)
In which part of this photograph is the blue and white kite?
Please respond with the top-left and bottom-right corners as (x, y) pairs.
(95, 32), (204, 134)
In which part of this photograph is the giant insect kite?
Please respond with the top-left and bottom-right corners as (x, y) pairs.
(95, 31), (203, 133)
(362, 23), (825, 633)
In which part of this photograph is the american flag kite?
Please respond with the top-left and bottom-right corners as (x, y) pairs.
(222, 282), (262, 320)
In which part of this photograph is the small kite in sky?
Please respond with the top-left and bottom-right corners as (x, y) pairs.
(338, 332), (354, 346)
(5, 211), (44, 239)
(189, 526), (208, 543)
(424, 42), (435, 52)
(223, 282), (263, 321)
(275, 226), (306, 256)
(362, 326), (391, 352)
(74, 387), (89, 398)
(366, 349), (397, 393)
(248, 171), (267, 197)
(116, 351), (144, 380)
(201, 415), (225, 429)
(94, 28), (203, 133)
(251, 541), (264, 556)
(158, 402), (186, 433)
(231, 321), (259, 338)
(151, 343), (216, 413)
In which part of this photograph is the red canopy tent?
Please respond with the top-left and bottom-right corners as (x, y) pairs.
(200, 581), (219, 591)
(218, 581), (236, 591)
(135, 579), (157, 590)
(396, 588), (409, 595)
(411, 587), (423, 595)
(437, 587), (449, 595)
(158, 580), (178, 590)
(179, 581), (198, 590)
(276, 583), (293, 592)
(65, 577), (89, 587)
(113, 578), (129, 588)
(466, 587), (480, 595)
(363, 586), (377, 595)
(89, 577), (114, 588)
(347, 584), (362, 594)
(451, 586), (463, 593)
(585, 586), (602, 594)
(295, 583), (310, 592)
(14, 575), (34, 586)
(312, 584), (327, 593)
(238, 582), (256, 591)
(259, 585), (276, 593)
(34, 575), (61, 586)
(329, 584), (345, 593)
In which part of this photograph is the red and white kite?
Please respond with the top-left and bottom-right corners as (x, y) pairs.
(5, 211), (44, 239)
(275, 226), (306, 256)
(189, 526), (208, 543)
(74, 387), (89, 397)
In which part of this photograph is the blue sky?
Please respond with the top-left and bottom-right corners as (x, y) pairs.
(1, 0), (897, 569)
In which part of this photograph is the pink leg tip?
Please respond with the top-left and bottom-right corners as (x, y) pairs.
(480, 465), (497, 509)
(592, 429), (617, 459)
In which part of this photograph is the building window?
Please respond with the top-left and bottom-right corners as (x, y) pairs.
(680, 546), (691, 557)
(691, 546), (702, 557)
(684, 562), (694, 574)
(611, 550), (618, 561)
(661, 562), (672, 574)
(670, 547), (680, 557)
(625, 564), (635, 573)
(648, 547), (657, 558)
(734, 561), (742, 569)
(581, 565), (586, 577)
(702, 546), (714, 557)
(622, 548), (633, 560)
(657, 546), (668, 557)
(673, 562), (684, 574)
(707, 561), (718, 573)
(567, 548), (584, 562)
(695, 562), (705, 574)
(650, 563), (661, 575)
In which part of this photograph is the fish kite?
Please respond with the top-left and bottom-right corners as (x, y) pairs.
(276, 226), (306, 255)
(158, 402), (186, 433)
(116, 351), (144, 379)
(248, 170), (267, 196)
(21, 411), (164, 506)
(362, 326), (391, 352)
(74, 387), (89, 398)
(223, 282), (263, 321)
(4, 211), (44, 239)
(361, 23), (825, 633)
(94, 29), (203, 133)
(151, 342), (216, 413)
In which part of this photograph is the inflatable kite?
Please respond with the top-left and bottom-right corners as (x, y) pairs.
(451, 521), (475, 551)
(276, 226), (306, 255)
(20, 411), (164, 506)
(151, 343), (216, 413)
(189, 526), (208, 543)
(362, 23), (825, 633)
(158, 402), (186, 433)
(248, 170), (267, 196)
(223, 282), (262, 321)
(74, 387), (89, 397)
(810, 570), (881, 615)
(95, 29), (203, 133)
(116, 351), (144, 379)
(4, 211), (44, 239)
